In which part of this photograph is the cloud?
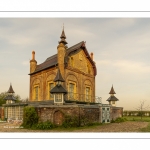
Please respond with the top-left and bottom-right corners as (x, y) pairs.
(96, 59), (150, 75)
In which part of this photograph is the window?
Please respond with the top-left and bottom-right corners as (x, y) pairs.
(87, 65), (91, 74)
(85, 87), (90, 102)
(34, 86), (39, 100)
(68, 82), (76, 100)
(55, 94), (62, 102)
(49, 82), (55, 99)
(112, 101), (115, 104)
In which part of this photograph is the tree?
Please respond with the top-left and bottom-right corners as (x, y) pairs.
(21, 97), (29, 102)
(135, 100), (150, 120)
(0, 92), (22, 106)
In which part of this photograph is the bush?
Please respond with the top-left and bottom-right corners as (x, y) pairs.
(22, 106), (38, 128)
(111, 117), (127, 123)
(62, 115), (79, 128)
(36, 121), (54, 129)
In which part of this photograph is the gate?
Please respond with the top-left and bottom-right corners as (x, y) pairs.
(101, 106), (110, 123)
(53, 110), (64, 126)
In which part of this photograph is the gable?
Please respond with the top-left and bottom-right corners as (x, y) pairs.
(67, 49), (95, 75)
(64, 41), (97, 76)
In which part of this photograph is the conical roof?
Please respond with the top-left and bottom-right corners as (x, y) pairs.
(60, 29), (66, 39)
(54, 69), (65, 82)
(59, 27), (68, 45)
(7, 84), (15, 93)
(106, 95), (119, 101)
(50, 84), (67, 94)
(109, 85), (116, 94)
(4, 95), (17, 101)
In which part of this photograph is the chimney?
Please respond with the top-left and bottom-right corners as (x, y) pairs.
(30, 50), (37, 73)
(90, 52), (93, 60)
(32, 51), (35, 60)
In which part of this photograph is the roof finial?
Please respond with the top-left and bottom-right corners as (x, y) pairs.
(109, 84), (116, 94)
(59, 24), (68, 45)
(8, 83), (15, 93)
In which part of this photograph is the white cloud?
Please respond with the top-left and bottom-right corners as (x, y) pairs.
(96, 59), (150, 75)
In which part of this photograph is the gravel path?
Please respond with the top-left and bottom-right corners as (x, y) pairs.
(0, 121), (149, 132)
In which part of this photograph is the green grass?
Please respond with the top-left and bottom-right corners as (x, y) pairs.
(123, 116), (150, 122)
(21, 122), (103, 131)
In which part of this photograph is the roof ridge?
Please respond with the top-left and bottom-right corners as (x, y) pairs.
(67, 41), (84, 51)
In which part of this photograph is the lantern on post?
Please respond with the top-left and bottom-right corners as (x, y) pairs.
(50, 69), (67, 104)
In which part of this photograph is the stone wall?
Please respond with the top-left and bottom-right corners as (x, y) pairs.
(36, 105), (100, 126)
(36, 104), (123, 125)
(111, 107), (123, 120)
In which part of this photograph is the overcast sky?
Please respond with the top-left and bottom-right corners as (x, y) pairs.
(0, 18), (150, 110)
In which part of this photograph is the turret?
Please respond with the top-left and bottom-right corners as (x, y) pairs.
(57, 26), (67, 80)
(30, 51), (37, 73)
(4, 83), (17, 104)
(106, 85), (119, 106)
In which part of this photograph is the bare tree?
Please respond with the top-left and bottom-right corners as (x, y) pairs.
(135, 100), (150, 120)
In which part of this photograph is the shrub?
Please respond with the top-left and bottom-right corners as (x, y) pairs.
(62, 115), (79, 128)
(36, 121), (54, 129)
(111, 117), (127, 123)
(22, 106), (38, 128)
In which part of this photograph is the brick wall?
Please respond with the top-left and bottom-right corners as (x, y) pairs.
(36, 104), (123, 125)
(36, 105), (100, 126)
(111, 107), (123, 120)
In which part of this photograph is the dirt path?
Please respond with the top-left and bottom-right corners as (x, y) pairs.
(0, 121), (149, 132)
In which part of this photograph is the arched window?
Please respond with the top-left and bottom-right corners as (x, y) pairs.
(34, 85), (39, 101)
(48, 82), (55, 100)
(68, 81), (76, 100)
(85, 86), (91, 102)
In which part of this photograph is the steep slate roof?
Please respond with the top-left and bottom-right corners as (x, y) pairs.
(50, 85), (67, 94)
(29, 41), (97, 75)
(106, 96), (119, 101)
(4, 95), (17, 101)
(54, 69), (65, 82)
(109, 85), (116, 94)
(7, 84), (15, 93)
(29, 54), (57, 75)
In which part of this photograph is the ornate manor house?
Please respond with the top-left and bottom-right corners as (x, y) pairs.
(29, 28), (97, 103)
(1, 27), (123, 125)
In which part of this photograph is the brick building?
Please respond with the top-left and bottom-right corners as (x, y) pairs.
(29, 27), (96, 103)
(1, 27), (123, 124)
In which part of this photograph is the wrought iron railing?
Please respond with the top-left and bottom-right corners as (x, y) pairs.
(64, 92), (102, 103)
